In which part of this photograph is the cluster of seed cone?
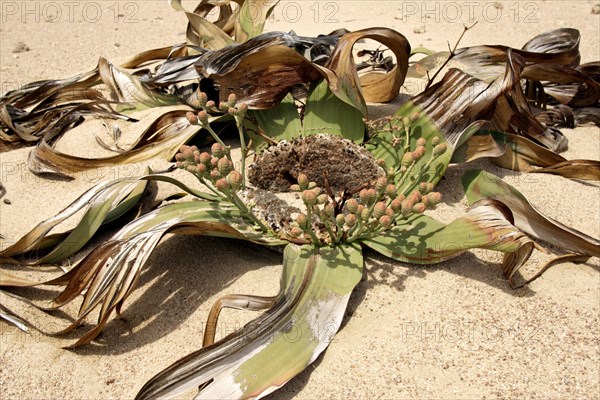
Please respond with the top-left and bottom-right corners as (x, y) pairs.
(175, 103), (447, 244)
(288, 172), (442, 245)
(368, 112), (448, 175)
(175, 143), (243, 193)
(185, 92), (248, 126)
(174, 142), (272, 233)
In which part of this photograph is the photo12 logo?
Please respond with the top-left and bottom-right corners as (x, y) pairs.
(1, 1), (139, 23)
(226, 1), (340, 24)
(399, 321), (540, 344)
(398, 1), (540, 23)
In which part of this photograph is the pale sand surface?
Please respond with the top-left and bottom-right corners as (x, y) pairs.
(0, 1), (599, 399)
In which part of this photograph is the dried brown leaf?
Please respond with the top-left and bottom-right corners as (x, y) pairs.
(27, 106), (199, 177)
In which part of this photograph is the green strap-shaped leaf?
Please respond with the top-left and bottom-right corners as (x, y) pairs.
(462, 170), (600, 257)
(303, 79), (365, 143)
(363, 200), (535, 280)
(0, 171), (223, 265)
(249, 94), (302, 144)
(35, 173), (150, 265)
(136, 243), (363, 399)
(140, 174), (219, 201)
(250, 78), (369, 145)
(0, 170), (151, 262)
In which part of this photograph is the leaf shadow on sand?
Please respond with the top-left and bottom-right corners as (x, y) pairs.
(69, 235), (282, 356)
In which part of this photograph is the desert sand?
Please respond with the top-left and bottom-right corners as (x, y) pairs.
(0, 1), (599, 399)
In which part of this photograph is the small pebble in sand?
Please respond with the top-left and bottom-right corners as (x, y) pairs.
(413, 25), (426, 34)
(3, 199), (11, 205)
(12, 42), (30, 53)
(592, 4), (600, 14)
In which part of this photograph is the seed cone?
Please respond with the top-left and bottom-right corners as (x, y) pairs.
(386, 184), (398, 199)
(375, 177), (388, 192)
(412, 203), (426, 214)
(301, 190), (318, 206)
(289, 227), (303, 238)
(297, 173), (309, 190)
(215, 178), (230, 191)
(199, 152), (211, 165)
(227, 93), (237, 107)
(346, 199), (359, 213)
(433, 143), (447, 157)
(296, 213), (308, 229)
(428, 192), (442, 206)
(373, 202), (387, 219)
(345, 214), (357, 227)
(211, 143), (225, 158)
(186, 111), (198, 125)
(218, 157), (233, 175)
(360, 207), (371, 221)
(198, 110), (209, 125)
(324, 203), (335, 218)
(226, 171), (243, 190)
(379, 215), (393, 228)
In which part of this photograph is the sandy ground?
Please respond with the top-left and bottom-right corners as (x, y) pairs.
(1, 1), (599, 399)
